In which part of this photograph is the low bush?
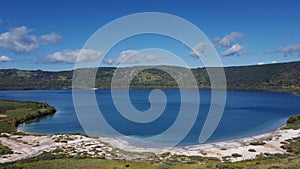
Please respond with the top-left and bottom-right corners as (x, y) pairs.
(250, 141), (265, 146)
(231, 153), (243, 158)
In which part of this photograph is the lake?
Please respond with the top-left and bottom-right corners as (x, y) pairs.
(0, 90), (299, 146)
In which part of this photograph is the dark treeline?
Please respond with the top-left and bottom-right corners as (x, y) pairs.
(0, 61), (299, 93)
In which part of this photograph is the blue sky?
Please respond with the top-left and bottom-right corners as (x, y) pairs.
(0, 0), (300, 70)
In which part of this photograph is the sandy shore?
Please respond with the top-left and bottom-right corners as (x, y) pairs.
(1, 126), (299, 163)
(98, 127), (300, 162)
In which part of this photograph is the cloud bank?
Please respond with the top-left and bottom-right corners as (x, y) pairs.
(39, 33), (62, 45)
(44, 49), (103, 63)
(104, 50), (168, 65)
(265, 44), (300, 56)
(0, 26), (62, 53)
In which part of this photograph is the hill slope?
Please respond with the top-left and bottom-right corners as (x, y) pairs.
(0, 61), (299, 93)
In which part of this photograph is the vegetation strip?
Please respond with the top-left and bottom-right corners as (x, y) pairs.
(0, 100), (56, 133)
(0, 61), (299, 93)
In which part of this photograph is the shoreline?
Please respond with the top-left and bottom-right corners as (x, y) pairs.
(96, 124), (300, 162)
(1, 99), (299, 163)
(15, 116), (289, 146)
(1, 122), (299, 163)
(16, 117), (288, 146)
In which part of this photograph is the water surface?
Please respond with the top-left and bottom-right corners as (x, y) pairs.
(0, 90), (299, 145)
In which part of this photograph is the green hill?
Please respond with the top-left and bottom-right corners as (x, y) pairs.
(0, 61), (299, 93)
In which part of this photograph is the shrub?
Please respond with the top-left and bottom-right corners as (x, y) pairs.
(250, 141), (265, 146)
(160, 152), (171, 158)
(287, 115), (300, 124)
(0, 143), (13, 155)
(248, 149), (256, 152)
(267, 166), (280, 169)
(280, 137), (300, 154)
(231, 153), (243, 158)
(285, 114), (300, 130)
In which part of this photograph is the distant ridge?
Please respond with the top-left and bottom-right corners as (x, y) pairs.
(0, 61), (299, 93)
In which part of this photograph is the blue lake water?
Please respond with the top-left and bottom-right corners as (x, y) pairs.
(0, 90), (299, 146)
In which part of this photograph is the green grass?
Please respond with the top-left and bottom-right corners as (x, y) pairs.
(0, 142), (13, 155)
(0, 100), (56, 133)
(284, 114), (300, 130)
(1, 155), (212, 169)
(217, 154), (300, 169)
(1, 154), (299, 169)
(19, 159), (159, 169)
(281, 137), (300, 154)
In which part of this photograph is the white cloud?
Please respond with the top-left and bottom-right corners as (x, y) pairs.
(221, 44), (244, 57)
(265, 44), (300, 56)
(0, 26), (39, 53)
(216, 32), (245, 47)
(0, 26), (62, 53)
(104, 50), (168, 65)
(258, 61), (278, 65)
(189, 42), (212, 57)
(0, 55), (11, 62)
(257, 62), (265, 65)
(44, 49), (103, 63)
(39, 33), (62, 44)
(103, 58), (114, 65)
(115, 50), (139, 64)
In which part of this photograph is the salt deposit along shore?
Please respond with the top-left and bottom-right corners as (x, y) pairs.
(1, 126), (299, 163)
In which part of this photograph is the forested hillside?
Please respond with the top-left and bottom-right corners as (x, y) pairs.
(0, 61), (299, 93)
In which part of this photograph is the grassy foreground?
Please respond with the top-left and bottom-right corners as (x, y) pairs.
(3, 158), (205, 169)
(1, 151), (299, 169)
